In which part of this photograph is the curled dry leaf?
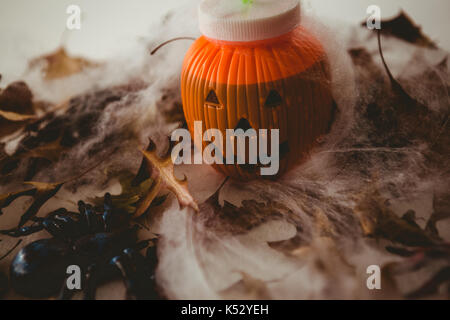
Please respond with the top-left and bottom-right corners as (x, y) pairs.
(354, 188), (436, 247)
(24, 137), (68, 163)
(0, 155), (110, 230)
(142, 141), (198, 212)
(0, 84), (137, 181)
(0, 181), (63, 228)
(134, 176), (162, 217)
(382, 12), (437, 48)
(384, 243), (450, 298)
(220, 272), (271, 300)
(0, 110), (36, 122)
(426, 193), (450, 238)
(0, 81), (36, 138)
(362, 11), (437, 49)
(29, 47), (97, 80)
(406, 267), (450, 299)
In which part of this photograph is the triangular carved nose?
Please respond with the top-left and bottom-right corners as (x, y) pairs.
(234, 118), (253, 131)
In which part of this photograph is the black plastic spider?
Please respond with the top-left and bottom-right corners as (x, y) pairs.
(0, 193), (159, 300)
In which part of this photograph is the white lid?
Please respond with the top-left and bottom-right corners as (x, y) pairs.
(198, 0), (301, 42)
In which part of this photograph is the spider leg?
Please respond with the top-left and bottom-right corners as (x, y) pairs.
(1, 208), (70, 237)
(110, 240), (158, 300)
(58, 275), (77, 300)
(30, 208), (67, 222)
(110, 255), (154, 300)
(83, 264), (98, 300)
(78, 201), (97, 233)
(0, 224), (45, 237)
(146, 239), (158, 270)
(36, 211), (78, 240)
(102, 193), (114, 232)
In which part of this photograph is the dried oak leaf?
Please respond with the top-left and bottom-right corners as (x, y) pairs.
(362, 11), (437, 49)
(142, 141), (198, 212)
(29, 47), (96, 80)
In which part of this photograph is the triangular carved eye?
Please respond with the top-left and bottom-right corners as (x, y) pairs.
(264, 90), (283, 108)
(205, 90), (222, 109)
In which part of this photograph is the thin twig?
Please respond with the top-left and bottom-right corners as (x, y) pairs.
(0, 239), (22, 261)
(150, 37), (196, 55)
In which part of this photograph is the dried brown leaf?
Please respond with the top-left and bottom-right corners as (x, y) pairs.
(29, 47), (96, 80)
(363, 11), (437, 49)
(354, 188), (436, 247)
(89, 170), (161, 216)
(0, 81), (35, 138)
(0, 181), (63, 228)
(406, 267), (450, 299)
(426, 193), (450, 238)
(134, 176), (162, 217)
(142, 143), (198, 212)
(0, 110), (36, 122)
(220, 272), (271, 300)
(24, 138), (67, 163)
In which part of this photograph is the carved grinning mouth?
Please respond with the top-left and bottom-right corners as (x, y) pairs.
(233, 117), (290, 174)
(279, 140), (290, 158)
(234, 118), (253, 131)
(235, 117), (289, 158)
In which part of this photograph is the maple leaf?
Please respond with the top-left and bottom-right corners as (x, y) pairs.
(29, 47), (97, 80)
(142, 141), (198, 212)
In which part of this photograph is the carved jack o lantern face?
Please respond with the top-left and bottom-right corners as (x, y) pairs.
(181, 26), (336, 180)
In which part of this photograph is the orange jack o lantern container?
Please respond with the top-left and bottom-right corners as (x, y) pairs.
(181, 0), (335, 180)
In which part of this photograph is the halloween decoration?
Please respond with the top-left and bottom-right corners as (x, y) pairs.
(1, 193), (159, 300)
(181, 0), (335, 180)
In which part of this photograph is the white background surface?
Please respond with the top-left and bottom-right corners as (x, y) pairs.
(0, 0), (449, 81)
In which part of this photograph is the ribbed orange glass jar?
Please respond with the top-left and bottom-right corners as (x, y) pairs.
(181, 0), (335, 180)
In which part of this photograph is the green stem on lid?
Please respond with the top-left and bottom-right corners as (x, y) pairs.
(242, 0), (253, 5)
